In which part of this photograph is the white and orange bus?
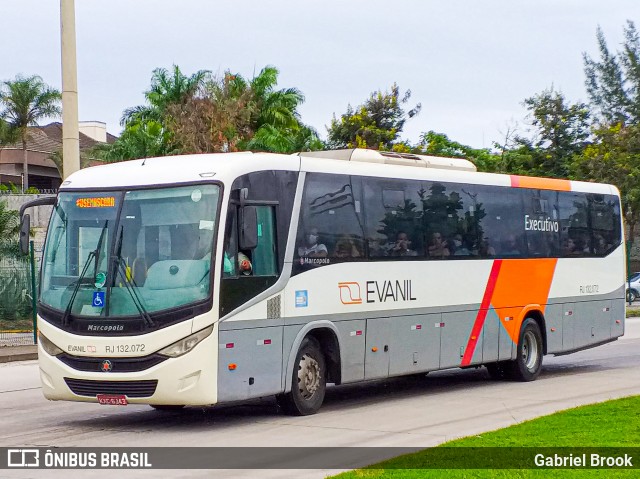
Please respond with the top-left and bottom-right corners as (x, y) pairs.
(20, 148), (625, 415)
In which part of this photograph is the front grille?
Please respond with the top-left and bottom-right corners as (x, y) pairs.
(64, 378), (158, 398)
(58, 354), (167, 373)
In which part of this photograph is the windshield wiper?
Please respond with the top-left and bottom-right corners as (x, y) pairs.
(111, 227), (155, 328)
(61, 221), (108, 326)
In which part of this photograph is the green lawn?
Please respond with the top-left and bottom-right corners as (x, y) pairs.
(330, 395), (640, 478)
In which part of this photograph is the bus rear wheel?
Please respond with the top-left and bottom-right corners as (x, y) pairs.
(509, 318), (543, 381)
(277, 337), (326, 416)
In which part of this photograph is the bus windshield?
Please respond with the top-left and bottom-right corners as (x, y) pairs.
(40, 184), (220, 320)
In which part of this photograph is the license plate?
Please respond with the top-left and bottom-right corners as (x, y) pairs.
(97, 394), (128, 406)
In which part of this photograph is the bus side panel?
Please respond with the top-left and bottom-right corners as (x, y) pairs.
(611, 292), (625, 338)
(282, 319), (367, 386)
(481, 308), (501, 364)
(217, 326), (283, 402)
(562, 303), (576, 351)
(573, 299), (612, 348)
(544, 303), (564, 354)
(388, 313), (441, 376)
(332, 319), (366, 384)
(440, 310), (482, 368)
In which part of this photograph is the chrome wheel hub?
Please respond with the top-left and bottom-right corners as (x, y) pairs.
(297, 353), (320, 399)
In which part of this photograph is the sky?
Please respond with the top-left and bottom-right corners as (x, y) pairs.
(1, 0), (638, 150)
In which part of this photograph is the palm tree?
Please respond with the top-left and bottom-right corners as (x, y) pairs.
(0, 75), (61, 191)
(237, 66), (309, 152)
(121, 65), (209, 126)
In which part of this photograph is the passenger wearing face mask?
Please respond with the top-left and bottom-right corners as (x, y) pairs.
(298, 228), (328, 258)
(452, 234), (471, 256)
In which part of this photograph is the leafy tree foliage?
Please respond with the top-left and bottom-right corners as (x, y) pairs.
(121, 65), (209, 127)
(584, 21), (640, 125)
(0, 199), (20, 258)
(167, 66), (320, 154)
(503, 88), (590, 178)
(327, 84), (421, 150)
(571, 123), (640, 243)
(414, 131), (498, 172)
(0, 75), (61, 190)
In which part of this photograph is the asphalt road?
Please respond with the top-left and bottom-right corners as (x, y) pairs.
(1, 319), (639, 479)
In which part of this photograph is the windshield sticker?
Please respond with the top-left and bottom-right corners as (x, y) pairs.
(92, 291), (106, 308)
(191, 189), (202, 202)
(75, 197), (116, 208)
(94, 272), (107, 289)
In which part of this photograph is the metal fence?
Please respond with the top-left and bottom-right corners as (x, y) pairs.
(0, 254), (38, 347)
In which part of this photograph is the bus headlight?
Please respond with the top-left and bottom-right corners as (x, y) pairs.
(39, 333), (63, 357)
(158, 325), (214, 358)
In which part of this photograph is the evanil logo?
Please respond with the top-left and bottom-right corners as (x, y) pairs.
(524, 215), (559, 232)
(339, 280), (416, 305)
(338, 282), (362, 305)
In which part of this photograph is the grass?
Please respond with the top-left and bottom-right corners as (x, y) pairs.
(626, 306), (640, 318)
(330, 395), (640, 478)
(0, 318), (34, 331)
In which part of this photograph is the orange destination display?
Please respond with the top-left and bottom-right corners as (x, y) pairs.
(75, 197), (116, 208)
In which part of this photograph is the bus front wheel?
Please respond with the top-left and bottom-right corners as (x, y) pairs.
(277, 337), (326, 416)
(509, 318), (543, 382)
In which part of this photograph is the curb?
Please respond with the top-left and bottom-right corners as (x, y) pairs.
(0, 352), (38, 363)
(0, 346), (38, 364)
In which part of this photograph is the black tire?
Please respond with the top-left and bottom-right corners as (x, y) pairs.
(277, 337), (326, 416)
(486, 362), (510, 380)
(150, 405), (185, 411)
(509, 318), (543, 382)
(627, 289), (637, 303)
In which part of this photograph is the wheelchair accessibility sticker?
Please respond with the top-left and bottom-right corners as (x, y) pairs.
(92, 291), (106, 308)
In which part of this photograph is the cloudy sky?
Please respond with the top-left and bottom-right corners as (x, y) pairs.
(2, 1), (638, 149)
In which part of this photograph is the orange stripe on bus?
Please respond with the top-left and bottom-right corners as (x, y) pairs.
(510, 175), (571, 191)
(491, 258), (558, 343)
(460, 258), (558, 366)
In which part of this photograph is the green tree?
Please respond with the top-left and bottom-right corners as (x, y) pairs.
(583, 21), (640, 125)
(510, 88), (590, 178)
(121, 65), (209, 126)
(414, 131), (498, 172)
(167, 66), (319, 153)
(327, 84), (421, 150)
(0, 75), (61, 191)
(96, 121), (176, 161)
(0, 199), (20, 258)
(571, 122), (640, 243)
(0, 117), (18, 146)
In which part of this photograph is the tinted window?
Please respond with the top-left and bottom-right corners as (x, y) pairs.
(589, 194), (621, 256)
(364, 178), (424, 258)
(559, 192), (590, 257)
(522, 189), (560, 257)
(294, 174), (365, 273)
(475, 185), (526, 258)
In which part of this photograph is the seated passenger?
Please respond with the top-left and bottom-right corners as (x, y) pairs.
(334, 235), (362, 258)
(427, 232), (450, 258)
(501, 234), (521, 257)
(390, 231), (418, 257)
(298, 227), (328, 258)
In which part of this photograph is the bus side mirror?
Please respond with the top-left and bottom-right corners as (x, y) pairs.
(239, 206), (258, 250)
(19, 214), (30, 256)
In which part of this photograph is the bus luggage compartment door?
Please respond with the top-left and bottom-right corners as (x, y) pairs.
(364, 318), (391, 380)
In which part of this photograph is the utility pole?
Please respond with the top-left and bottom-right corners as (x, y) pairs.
(60, 0), (80, 179)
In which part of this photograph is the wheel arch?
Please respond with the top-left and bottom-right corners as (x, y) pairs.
(282, 321), (342, 394)
(519, 307), (547, 355)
